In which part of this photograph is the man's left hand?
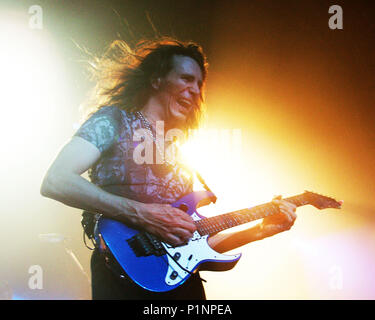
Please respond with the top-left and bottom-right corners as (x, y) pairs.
(260, 195), (297, 236)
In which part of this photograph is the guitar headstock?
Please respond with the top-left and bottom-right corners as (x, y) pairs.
(303, 191), (342, 210)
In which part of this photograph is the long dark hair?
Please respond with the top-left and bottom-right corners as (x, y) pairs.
(82, 37), (208, 132)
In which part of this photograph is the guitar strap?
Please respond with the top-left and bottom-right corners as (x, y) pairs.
(177, 161), (217, 203)
(194, 170), (217, 203)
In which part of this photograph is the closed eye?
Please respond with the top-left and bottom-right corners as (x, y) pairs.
(181, 74), (203, 90)
(181, 74), (194, 82)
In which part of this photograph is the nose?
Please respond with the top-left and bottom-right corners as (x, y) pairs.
(188, 81), (201, 98)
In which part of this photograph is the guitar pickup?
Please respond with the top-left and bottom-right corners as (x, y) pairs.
(127, 232), (166, 257)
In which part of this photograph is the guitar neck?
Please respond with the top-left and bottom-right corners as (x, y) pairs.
(195, 193), (310, 236)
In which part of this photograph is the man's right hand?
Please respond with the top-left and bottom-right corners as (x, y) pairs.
(40, 137), (196, 248)
(125, 202), (197, 247)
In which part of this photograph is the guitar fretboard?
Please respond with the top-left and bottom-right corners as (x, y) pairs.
(195, 194), (310, 236)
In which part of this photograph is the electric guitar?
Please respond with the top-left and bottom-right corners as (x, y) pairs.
(96, 191), (341, 292)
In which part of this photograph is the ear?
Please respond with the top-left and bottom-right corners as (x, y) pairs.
(151, 77), (162, 90)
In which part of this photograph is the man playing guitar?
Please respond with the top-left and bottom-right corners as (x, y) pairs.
(41, 38), (297, 299)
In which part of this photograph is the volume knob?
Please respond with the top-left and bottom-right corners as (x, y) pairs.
(170, 271), (178, 280)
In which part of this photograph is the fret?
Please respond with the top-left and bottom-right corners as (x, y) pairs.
(210, 221), (217, 234)
(218, 216), (228, 230)
(239, 214), (246, 224)
(223, 215), (233, 228)
(253, 208), (263, 219)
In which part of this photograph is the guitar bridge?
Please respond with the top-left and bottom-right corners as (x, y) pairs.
(127, 232), (166, 257)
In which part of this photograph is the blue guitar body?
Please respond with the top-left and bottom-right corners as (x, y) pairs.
(96, 191), (242, 292)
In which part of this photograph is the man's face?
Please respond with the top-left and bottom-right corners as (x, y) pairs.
(158, 55), (203, 126)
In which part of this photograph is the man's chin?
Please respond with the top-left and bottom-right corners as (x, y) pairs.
(169, 110), (188, 127)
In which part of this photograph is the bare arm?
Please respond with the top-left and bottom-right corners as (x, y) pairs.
(208, 198), (297, 253)
(40, 136), (196, 246)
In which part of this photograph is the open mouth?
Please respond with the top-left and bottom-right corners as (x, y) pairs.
(176, 98), (193, 110)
